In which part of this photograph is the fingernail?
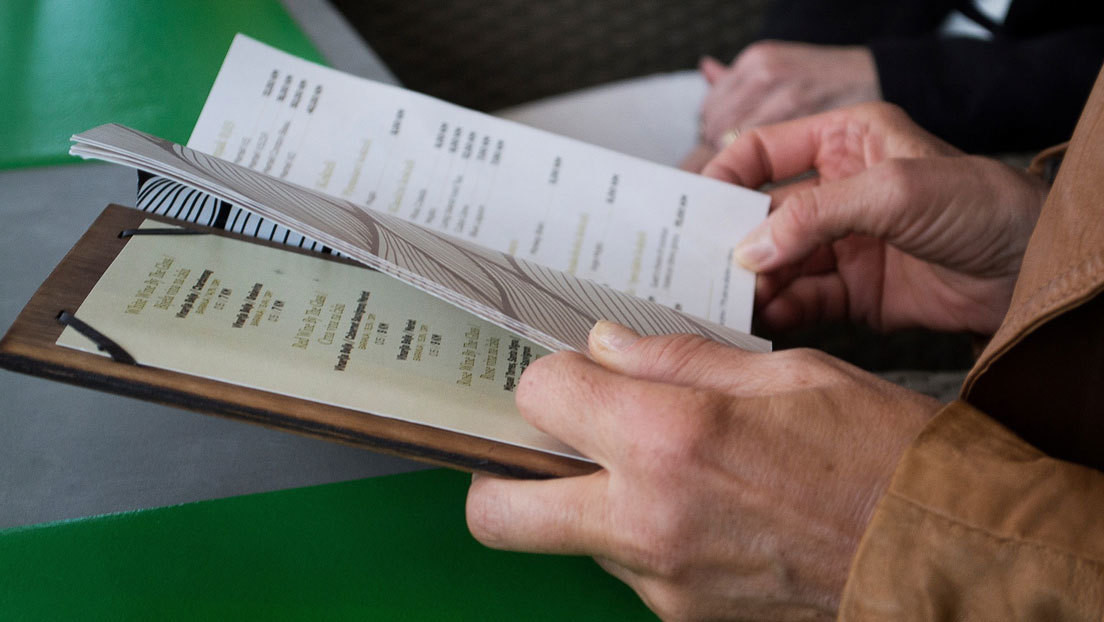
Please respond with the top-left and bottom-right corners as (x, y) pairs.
(734, 229), (775, 271)
(591, 320), (641, 352)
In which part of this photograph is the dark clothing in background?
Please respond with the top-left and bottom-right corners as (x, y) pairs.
(760, 0), (1104, 152)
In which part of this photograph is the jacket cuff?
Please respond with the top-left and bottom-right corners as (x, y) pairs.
(839, 400), (1104, 620)
(1026, 141), (1069, 183)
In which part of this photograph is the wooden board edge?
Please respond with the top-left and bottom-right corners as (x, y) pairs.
(0, 204), (597, 479)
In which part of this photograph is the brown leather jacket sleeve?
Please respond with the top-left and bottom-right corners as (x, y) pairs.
(840, 402), (1104, 619)
(839, 65), (1104, 619)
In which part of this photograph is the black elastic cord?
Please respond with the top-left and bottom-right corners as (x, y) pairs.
(57, 311), (138, 365)
(119, 228), (207, 238)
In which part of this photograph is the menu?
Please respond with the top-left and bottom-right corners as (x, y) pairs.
(187, 35), (768, 331)
(56, 220), (579, 458)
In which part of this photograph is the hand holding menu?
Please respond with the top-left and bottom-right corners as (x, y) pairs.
(26, 34), (774, 473)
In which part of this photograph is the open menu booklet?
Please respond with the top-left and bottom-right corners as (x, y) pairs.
(62, 34), (770, 467)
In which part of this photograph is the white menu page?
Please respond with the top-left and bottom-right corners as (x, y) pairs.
(188, 35), (768, 332)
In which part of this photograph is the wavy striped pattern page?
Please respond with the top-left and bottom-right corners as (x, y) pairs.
(72, 124), (770, 354)
(134, 174), (331, 255)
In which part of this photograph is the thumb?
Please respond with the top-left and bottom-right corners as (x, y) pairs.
(699, 56), (727, 85)
(587, 321), (760, 390)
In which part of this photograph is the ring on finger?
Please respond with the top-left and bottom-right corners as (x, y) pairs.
(720, 127), (741, 147)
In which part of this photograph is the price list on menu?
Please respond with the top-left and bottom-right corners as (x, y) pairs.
(188, 35), (768, 331)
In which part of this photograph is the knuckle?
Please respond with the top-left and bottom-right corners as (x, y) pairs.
(464, 487), (506, 548)
(776, 88), (802, 113)
(627, 388), (725, 466)
(641, 334), (717, 378)
(871, 158), (918, 208)
(610, 399), (730, 572)
(516, 349), (557, 384)
(856, 100), (908, 124)
(768, 348), (808, 375)
(646, 593), (684, 621)
(734, 42), (761, 68)
(678, 390), (729, 448)
(769, 347), (847, 387)
(782, 346), (830, 365)
(752, 65), (778, 86)
(739, 42), (782, 80)
(618, 503), (695, 580)
(742, 40), (777, 63)
(643, 583), (698, 622)
(513, 358), (549, 414)
(514, 351), (583, 413)
(874, 157), (913, 188)
(780, 189), (825, 236)
(854, 102), (959, 157)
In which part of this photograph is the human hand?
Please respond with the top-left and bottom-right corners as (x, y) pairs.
(698, 41), (880, 150)
(703, 103), (1048, 334)
(467, 321), (940, 621)
(677, 143), (716, 173)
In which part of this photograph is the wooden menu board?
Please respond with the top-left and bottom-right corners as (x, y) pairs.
(0, 205), (595, 479)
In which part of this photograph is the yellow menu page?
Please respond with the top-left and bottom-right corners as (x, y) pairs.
(57, 220), (580, 459)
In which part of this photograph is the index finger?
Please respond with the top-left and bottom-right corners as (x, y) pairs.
(515, 351), (695, 466)
(700, 112), (825, 188)
(466, 470), (611, 555)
